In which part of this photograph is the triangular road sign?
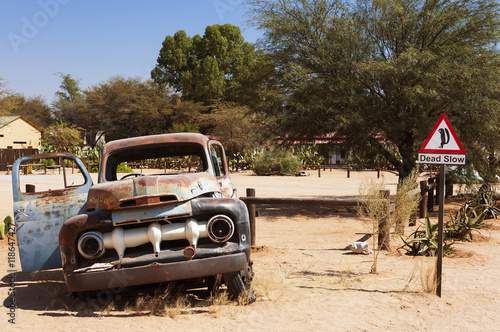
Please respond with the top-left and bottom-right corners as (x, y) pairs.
(419, 113), (466, 154)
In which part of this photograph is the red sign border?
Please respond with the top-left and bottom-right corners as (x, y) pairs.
(418, 113), (466, 154)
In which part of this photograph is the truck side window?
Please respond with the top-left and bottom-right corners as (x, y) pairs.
(210, 145), (226, 177)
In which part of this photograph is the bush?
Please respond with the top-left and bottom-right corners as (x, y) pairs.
(291, 143), (324, 169)
(250, 149), (302, 175)
(400, 216), (454, 257)
(117, 162), (133, 173)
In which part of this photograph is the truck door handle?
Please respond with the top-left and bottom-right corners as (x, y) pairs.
(15, 210), (29, 218)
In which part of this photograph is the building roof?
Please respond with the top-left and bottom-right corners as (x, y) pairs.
(0, 115), (41, 132)
(0, 115), (21, 128)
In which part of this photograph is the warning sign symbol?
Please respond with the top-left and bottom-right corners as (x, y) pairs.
(419, 113), (466, 154)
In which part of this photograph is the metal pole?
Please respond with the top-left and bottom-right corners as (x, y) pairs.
(436, 165), (445, 297)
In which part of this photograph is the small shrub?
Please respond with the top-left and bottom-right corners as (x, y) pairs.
(394, 169), (421, 235)
(250, 149), (302, 175)
(117, 162), (133, 173)
(357, 178), (390, 273)
(291, 143), (324, 169)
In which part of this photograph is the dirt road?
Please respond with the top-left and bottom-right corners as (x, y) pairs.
(1, 170), (500, 331)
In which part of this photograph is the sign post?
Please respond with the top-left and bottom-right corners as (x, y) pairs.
(418, 113), (466, 297)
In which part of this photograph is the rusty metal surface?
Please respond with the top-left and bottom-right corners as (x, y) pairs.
(111, 200), (193, 225)
(99, 133), (215, 181)
(64, 252), (247, 292)
(86, 172), (221, 211)
(12, 153), (93, 272)
(13, 134), (249, 295)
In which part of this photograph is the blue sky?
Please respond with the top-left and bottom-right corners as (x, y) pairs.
(0, 0), (261, 104)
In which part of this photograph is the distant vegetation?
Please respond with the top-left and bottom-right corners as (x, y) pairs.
(1, 0), (499, 183)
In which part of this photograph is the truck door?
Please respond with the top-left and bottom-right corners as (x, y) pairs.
(12, 153), (93, 272)
(209, 141), (236, 198)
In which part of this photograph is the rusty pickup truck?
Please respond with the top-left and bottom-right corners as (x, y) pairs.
(12, 133), (253, 301)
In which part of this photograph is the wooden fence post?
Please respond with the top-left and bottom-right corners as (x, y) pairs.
(246, 188), (256, 246)
(378, 190), (391, 250)
(26, 184), (36, 193)
(427, 178), (435, 212)
(419, 180), (428, 218)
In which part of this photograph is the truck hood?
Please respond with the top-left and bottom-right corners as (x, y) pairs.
(86, 172), (221, 211)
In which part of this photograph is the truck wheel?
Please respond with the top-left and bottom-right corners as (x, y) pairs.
(222, 272), (255, 304)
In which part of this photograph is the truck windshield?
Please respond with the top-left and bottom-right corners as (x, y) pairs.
(104, 143), (208, 181)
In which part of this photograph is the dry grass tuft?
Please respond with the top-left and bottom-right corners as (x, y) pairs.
(132, 285), (191, 317)
(209, 290), (230, 317)
(404, 258), (437, 294)
(252, 270), (278, 300)
(99, 300), (115, 317)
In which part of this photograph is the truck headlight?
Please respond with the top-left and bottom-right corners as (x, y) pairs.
(78, 231), (106, 260)
(207, 215), (234, 243)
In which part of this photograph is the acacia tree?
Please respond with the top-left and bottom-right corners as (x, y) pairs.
(0, 78), (22, 116)
(55, 72), (83, 102)
(15, 96), (53, 129)
(205, 103), (263, 157)
(1, 78), (53, 128)
(247, 0), (500, 179)
(84, 76), (176, 142)
(151, 24), (272, 105)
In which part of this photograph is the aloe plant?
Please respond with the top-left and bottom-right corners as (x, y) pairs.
(471, 185), (500, 220)
(446, 202), (488, 241)
(400, 216), (454, 256)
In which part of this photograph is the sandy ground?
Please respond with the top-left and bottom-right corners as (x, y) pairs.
(1, 169), (500, 331)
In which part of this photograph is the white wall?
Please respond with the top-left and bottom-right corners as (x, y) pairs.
(0, 118), (41, 150)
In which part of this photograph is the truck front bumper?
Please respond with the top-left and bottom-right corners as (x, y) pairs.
(64, 252), (247, 293)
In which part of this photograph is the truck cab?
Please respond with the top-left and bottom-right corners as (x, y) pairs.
(12, 133), (253, 302)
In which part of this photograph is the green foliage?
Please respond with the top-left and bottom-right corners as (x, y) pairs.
(400, 216), (454, 257)
(350, 143), (399, 170)
(84, 77), (176, 142)
(40, 158), (56, 167)
(0, 216), (13, 240)
(445, 202), (488, 241)
(42, 122), (83, 152)
(470, 184), (500, 220)
(152, 24), (271, 105)
(204, 103), (262, 157)
(246, 0), (500, 179)
(0, 78), (22, 116)
(250, 148), (302, 175)
(0, 81), (53, 128)
(55, 72), (83, 102)
(402, 186), (497, 255)
(444, 186), (498, 241)
(117, 162), (133, 173)
(292, 142), (324, 169)
(168, 122), (200, 134)
(73, 145), (102, 173)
